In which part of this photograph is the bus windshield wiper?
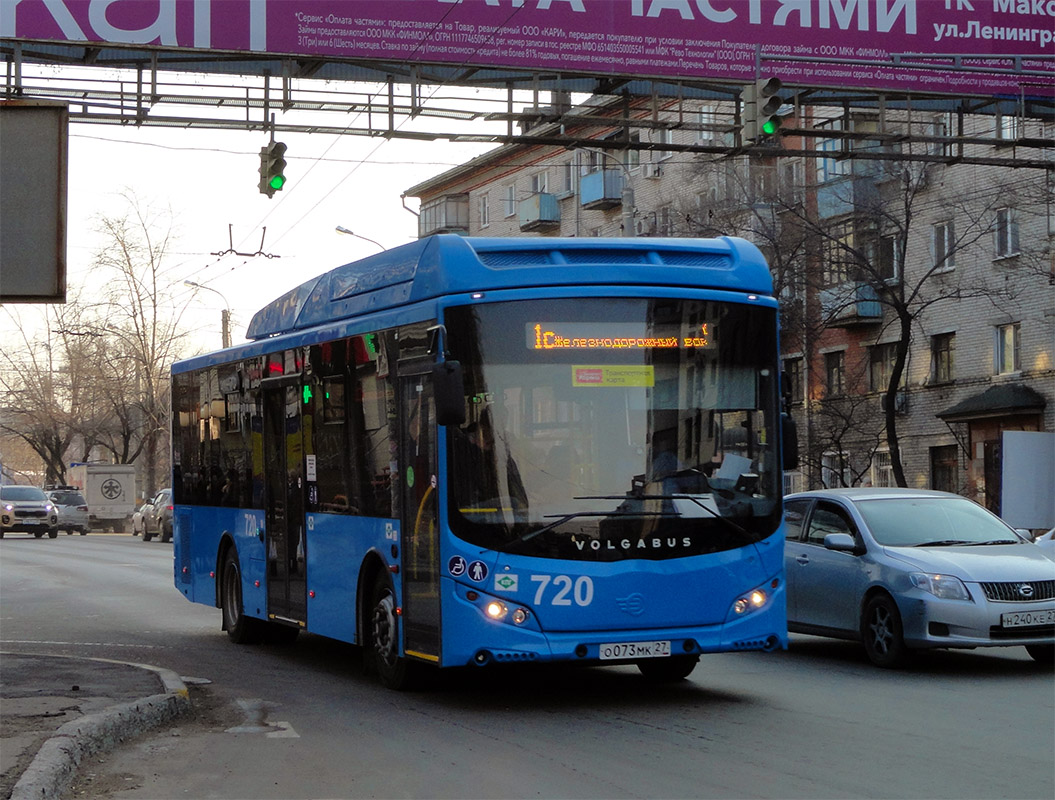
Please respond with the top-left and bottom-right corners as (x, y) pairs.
(507, 507), (676, 549)
(578, 494), (756, 541)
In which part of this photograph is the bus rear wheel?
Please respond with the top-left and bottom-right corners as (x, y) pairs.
(369, 574), (422, 690)
(221, 550), (263, 644)
(637, 655), (699, 682)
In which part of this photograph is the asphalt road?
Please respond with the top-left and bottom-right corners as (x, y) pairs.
(1, 534), (1052, 800)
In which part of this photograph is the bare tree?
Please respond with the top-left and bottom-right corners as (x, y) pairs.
(679, 126), (1028, 488)
(0, 297), (99, 483)
(86, 191), (190, 497)
(0, 192), (188, 495)
(803, 356), (887, 488)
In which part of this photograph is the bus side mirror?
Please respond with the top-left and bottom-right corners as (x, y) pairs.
(781, 412), (799, 470)
(432, 360), (466, 426)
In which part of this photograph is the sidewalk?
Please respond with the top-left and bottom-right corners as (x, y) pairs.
(0, 652), (190, 800)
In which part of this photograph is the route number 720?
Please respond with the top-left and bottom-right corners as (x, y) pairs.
(531, 574), (594, 607)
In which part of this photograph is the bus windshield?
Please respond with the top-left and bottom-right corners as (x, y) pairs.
(445, 296), (782, 561)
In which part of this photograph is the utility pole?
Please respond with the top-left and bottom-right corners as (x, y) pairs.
(184, 281), (232, 348)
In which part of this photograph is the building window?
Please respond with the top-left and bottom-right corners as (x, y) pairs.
(822, 220), (855, 286)
(816, 121), (850, 183)
(656, 127), (674, 160)
(750, 161), (777, 203)
(930, 445), (959, 492)
(994, 207), (1019, 257)
(821, 451), (851, 488)
(784, 357), (804, 403)
(783, 470), (805, 496)
(479, 193), (489, 229)
(531, 171), (548, 195)
(580, 150), (603, 176)
(560, 161), (574, 196)
(863, 232), (898, 283)
(871, 451), (895, 488)
(930, 333), (954, 384)
(657, 205), (674, 236)
(824, 351), (845, 397)
(869, 343), (897, 392)
(623, 132), (641, 170)
(928, 112), (954, 157)
(932, 220), (955, 272)
(698, 104), (720, 143)
(996, 112), (1021, 140)
(504, 183), (516, 217)
(781, 159), (805, 205)
(994, 323), (1020, 374)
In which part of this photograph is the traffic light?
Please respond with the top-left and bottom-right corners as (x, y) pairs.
(742, 77), (783, 143)
(258, 141), (287, 197)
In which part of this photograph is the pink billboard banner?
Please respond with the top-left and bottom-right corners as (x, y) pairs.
(2, 0), (1052, 100)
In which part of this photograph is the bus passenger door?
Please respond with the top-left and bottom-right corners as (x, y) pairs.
(262, 381), (308, 627)
(399, 371), (441, 662)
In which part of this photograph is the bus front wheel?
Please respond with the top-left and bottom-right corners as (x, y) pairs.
(221, 550), (263, 644)
(369, 574), (421, 690)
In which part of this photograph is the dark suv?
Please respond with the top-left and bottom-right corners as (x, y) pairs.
(1, 485), (59, 538)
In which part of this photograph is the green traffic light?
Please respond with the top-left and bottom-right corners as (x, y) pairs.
(269, 174), (285, 190)
(762, 118), (780, 136)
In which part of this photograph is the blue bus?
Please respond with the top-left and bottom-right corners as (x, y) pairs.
(171, 235), (795, 688)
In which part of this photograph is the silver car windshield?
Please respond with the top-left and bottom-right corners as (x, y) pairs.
(856, 497), (1024, 547)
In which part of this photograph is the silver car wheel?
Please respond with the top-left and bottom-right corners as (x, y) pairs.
(862, 595), (909, 668)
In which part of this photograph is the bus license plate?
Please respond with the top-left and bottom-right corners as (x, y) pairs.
(1001, 609), (1055, 628)
(598, 641), (671, 660)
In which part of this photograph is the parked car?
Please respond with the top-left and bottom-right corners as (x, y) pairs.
(141, 488), (173, 543)
(1034, 528), (1055, 557)
(1, 485), (59, 539)
(131, 500), (152, 536)
(784, 488), (1055, 668)
(46, 487), (91, 535)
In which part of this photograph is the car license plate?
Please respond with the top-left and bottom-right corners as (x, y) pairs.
(1001, 609), (1055, 628)
(598, 640), (671, 660)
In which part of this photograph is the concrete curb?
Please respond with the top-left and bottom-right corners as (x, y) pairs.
(9, 658), (190, 800)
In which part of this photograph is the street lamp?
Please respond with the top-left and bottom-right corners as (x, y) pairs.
(335, 226), (386, 251)
(184, 280), (232, 348)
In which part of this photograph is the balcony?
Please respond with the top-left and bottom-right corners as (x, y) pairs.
(819, 282), (882, 326)
(518, 192), (560, 231)
(580, 169), (623, 210)
(418, 194), (469, 237)
(816, 174), (881, 220)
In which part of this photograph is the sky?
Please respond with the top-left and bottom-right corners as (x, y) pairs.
(2, 71), (501, 356)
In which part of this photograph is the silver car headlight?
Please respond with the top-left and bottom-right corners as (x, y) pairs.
(909, 572), (971, 601)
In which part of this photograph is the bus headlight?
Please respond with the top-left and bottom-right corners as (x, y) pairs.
(483, 600), (530, 625)
(485, 601), (507, 620)
(730, 581), (776, 616)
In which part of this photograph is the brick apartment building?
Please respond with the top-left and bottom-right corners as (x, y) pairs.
(404, 94), (1054, 514)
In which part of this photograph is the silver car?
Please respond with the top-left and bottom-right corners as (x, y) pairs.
(784, 488), (1054, 668)
(46, 488), (91, 535)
